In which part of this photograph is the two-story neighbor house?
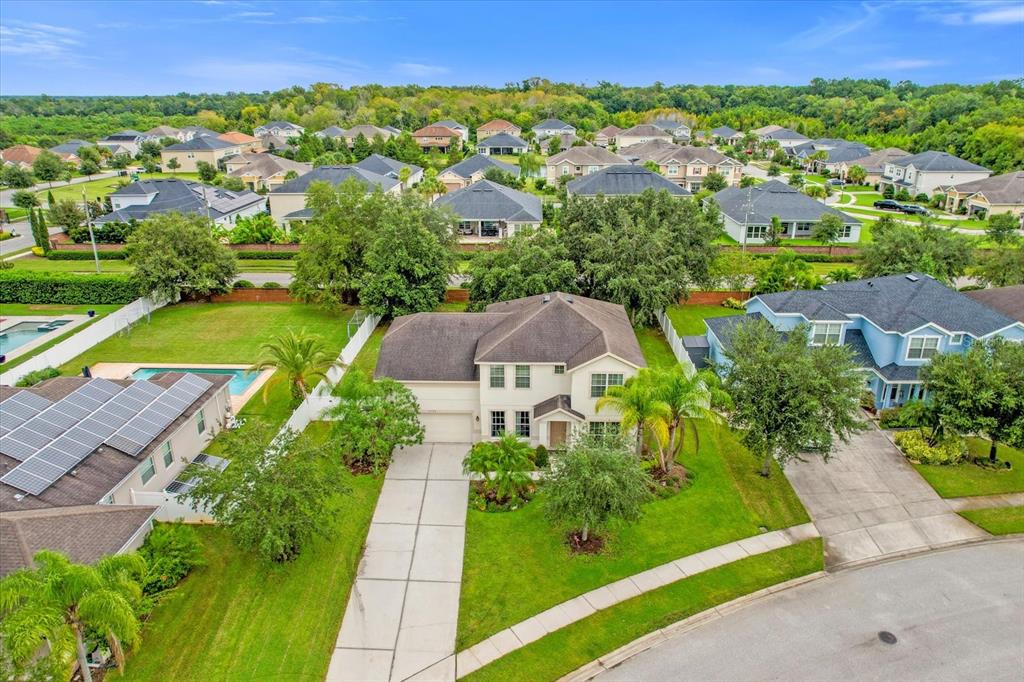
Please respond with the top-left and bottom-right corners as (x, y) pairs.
(254, 121), (304, 138)
(160, 136), (242, 173)
(438, 154), (519, 191)
(143, 125), (186, 142)
(711, 180), (860, 244)
(701, 273), (1024, 409)
(880, 151), (991, 197)
(223, 153), (312, 192)
(433, 119), (470, 142)
(476, 119), (522, 141)
(476, 132), (528, 156)
(650, 118), (692, 141)
(594, 125), (622, 148)
(566, 165), (691, 198)
(754, 126), (809, 150)
(412, 125), (462, 153)
(94, 179), (265, 228)
(940, 171), (1024, 218)
(532, 118), (576, 140)
(433, 179), (542, 241)
(97, 130), (147, 156)
(618, 139), (743, 190)
(0, 373), (230, 576)
(268, 165), (400, 226)
(614, 124), (673, 148)
(546, 146), (627, 182)
(375, 292), (646, 445)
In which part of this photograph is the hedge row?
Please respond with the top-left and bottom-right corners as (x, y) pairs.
(47, 250), (127, 261)
(750, 253), (855, 263)
(232, 250), (296, 260)
(0, 271), (141, 304)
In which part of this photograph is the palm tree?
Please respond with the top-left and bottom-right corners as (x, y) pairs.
(654, 366), (732, 472)
(251, 329), (340, 403)
(0, 551), (146, 682)
(462, 432), (533, 502)
(596, 369), (670, 461)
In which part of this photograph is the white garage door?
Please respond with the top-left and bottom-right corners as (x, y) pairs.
(420, 412), (474, 443)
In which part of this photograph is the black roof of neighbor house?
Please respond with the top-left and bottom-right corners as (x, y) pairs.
(94, 179), (264, 223)
(433, 180), (542, 222)
(476, 132), (528, 149)
(441, 154), (519, 179)
(712, 180), (860, 225)
(755, 273), (1019, 336)
(49, 140), (93, 154)
(271, 165), (399, 194)
(567, 165), (691, 197)
(890, 150), (989, 173)
(354, 154), (423, 179)
(163, 136), (238, 152)
(532, 118), (574, 131)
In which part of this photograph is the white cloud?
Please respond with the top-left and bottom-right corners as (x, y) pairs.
(920, 1), (1024, 26)
(970, 4), (1024, 24)
(864, 58), (945, 70)
(393, 62), (450, 77)
(0, 21), (84, 62)
(785, 2), (882, 49)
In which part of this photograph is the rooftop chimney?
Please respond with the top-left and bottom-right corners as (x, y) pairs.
(567, 295), (574, 304)
(543, 295), (550, 303)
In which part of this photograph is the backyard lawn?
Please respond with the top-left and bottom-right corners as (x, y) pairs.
(0, 303), (124, 372)
(114, 422), (382, 682)
(456, 421), (811, 649)
(913, 438), (1024, 498)
(636, 327), (677, 369)
(959, 506), (1024, 535)
(665, 304), (742, 336)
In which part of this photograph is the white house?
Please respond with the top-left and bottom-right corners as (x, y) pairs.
(254, 121), (305, 138)
(374, 293), (646, 446)
(711, 180), (861, 244)
(94, 179), (265, 228)
(880, 150), (990, 197)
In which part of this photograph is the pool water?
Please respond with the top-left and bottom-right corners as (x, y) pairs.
(131, 367), (259, 396)
(0, 319), (71, 355)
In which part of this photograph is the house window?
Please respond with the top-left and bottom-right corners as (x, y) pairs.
(590, 373), (624, 398)
(839, 224), (853, 239)
(490, 411), (506, 437)
(161, 441), (173, 467)
(907, 336), (940, 360)
(516, 411), (531, 438)
(140, 457), (156, 484)
(811, 323), (842, 345)
(693, 166), (702, 175)
(589, 421), (620, 437)
(196, 409), (206, 435)
(561, 165), (570, 175)
(553, 365), (565, 375)
(587, 165), (599, 174)
(515, 365), (531, 389)
(746, 224), (768, 240)
(102, 494), (114, 505)
(668, 165), (678, 176)
(950, 333), (964, 345)
(490, 365), (505, 388)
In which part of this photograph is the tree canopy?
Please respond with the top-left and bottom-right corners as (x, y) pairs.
(858, 217), (974, 285)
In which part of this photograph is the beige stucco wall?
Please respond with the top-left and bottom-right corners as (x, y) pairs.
(269, 192), (307, 223)
(160, 145), (241, 173)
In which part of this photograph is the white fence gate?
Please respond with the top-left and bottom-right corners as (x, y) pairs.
(656, 308), (696, 373)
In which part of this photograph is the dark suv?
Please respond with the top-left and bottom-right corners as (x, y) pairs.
(873, 199), (903, 211)
(900, 204), (931, 216)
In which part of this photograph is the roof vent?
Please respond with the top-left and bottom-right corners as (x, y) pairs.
(567, 295), (574, 304)
(905, 274), (919, 282)
(543, 295), (550, 303)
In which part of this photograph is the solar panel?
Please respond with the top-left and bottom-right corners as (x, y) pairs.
(79, 417), (119, 438)
(104, 434), (146, 456)
(1, 392), (53, 420)
(0, 436), (39, 462)
(0, 469), (49, 496)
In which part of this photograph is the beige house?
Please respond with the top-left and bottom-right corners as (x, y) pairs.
(412, 125), (461, 152)
(614, 124), (672, 148)
(618, 140), (743, 191)
(269, 165), (401, 225)
(834, 147), (908, 185)
(941, 171), (1024, 217)
(438, 154), (519, 191)
(160, 136), (242, 173)
(594, 125), (622, 148)
(476, 119), (522, 141)
(224, 153), (312, 191)
(546, 146), (627, 181)
(218, 131), (262, 152)
(344, 125), (397, 147)
(374, 293), (645, 446)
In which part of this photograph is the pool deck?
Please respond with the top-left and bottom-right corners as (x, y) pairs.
(0, 315), (91, 362)
(87, 362), (275, 413)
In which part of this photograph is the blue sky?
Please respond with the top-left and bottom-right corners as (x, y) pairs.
(1, 1), (1022, 95)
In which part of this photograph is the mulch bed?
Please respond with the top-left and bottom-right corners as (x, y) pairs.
(567, 531), (605, 554)
(650, 463), (689, 496)
(345, 460), (376, 476)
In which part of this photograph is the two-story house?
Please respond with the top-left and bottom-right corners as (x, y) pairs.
(476, 119), (522, 141)
(532, 118), (576, 140)
(375, 293), (646, 446)
(940, 171), (1024, 218)
(880, 150), (990, 197)
(546, 146), (627, 182)
(650, 118), (692, 141)
(253, 121), (305, 138)
(432, 119), (470, 142)
(618, 139), (743, 190)
(699, 273), (1024, 409)
(160, 136), (243, 173)
(614, 124), (673, 148)
(711, 180), (861, 243)
(412, 125), (462, 152)
(354, 153), (424, 189)
(594, 125), (622, 148)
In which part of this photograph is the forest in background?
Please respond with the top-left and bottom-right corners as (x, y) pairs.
(1, 78), (1022, 173)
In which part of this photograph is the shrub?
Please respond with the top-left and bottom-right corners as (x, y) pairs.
(879, 400), (929, 429)
(721, 296), (746, 309)
(894, 429), (967, 465)
(532, 444), (549, 469)
(859, 389), (876, 411)
(68, 220), (136, 244)
(463, 433), (534, 509)
(138, 523), (204, 596)
(914, 193), (929, 203)
(895, 188), (911, 201)
(14, 367), (60, 386)
(231, 250), (296, 259)
(46, 250), (126, 260)
(233, 279), (255, 289)
(30, 246), (45, 257)
(0, 270), (141, 304)
(261, 281), (282, 289)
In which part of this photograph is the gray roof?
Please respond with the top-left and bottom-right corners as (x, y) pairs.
(354, 154), (422, 179)
(49, 140), (93, 154)
(95, 179), (264, 223)
(681, 335), (710, 369)
(942, 171), (1024, 205)
(258, 120), (302, 131)
(534, 395), (584, 420)
(548, 146), (626, 166)
(761, 127), (809, 141)
(433, 180), (542, 222)
(755, 273), (1019, 336)
(476, 132), (528, 149)
(225, 153), (311, 179)
(144, 125), (181, 136)
(705, 312), (765, 351)
(617, 124), (672, 138)
(316, 126), (347, 138)
(712, 180), (859, 225)
(270, 165), (399, 194)
(533, 118), (575, 132)
(567, 165), (691, 197)
(891, 150), (989, 173)
(163, 136), (238, 152)
(434, 119), (468, 132)
(711, 126), (741, 138)
(180, 126), (220, 137)
(963, 286), (1024, 323)
(792, 140), (870, 163)
(376, 293), (645, 382)
(441, 154), (519, 179)
(651, 118), (690, 132)
(850, 147), (909, 173)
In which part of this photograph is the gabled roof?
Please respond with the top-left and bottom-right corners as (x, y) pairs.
(532, 118), (575, 131)
(354, 153), (423, 179)
(792, 139), (870, 163)
(218, 131), (259, 144)
(225, 153), (311, 179)
(942, 171), (1024, 205)
(180, 125), (220, 137)
(620, 141), (737, 166)
(760, 127), (808, 141)
(706, 312), (765, 350)
(95, 179), (264, 223)
(533, 395), (584, 420)
(413, 125), (461, 138)
(433, 119), (468, 132)
(49, 140), (93, 155)
(567, 165), (691, 197)
(144, 125), (181, 136)
(596, 125), (622, 138)
(478, 119), (520, 132)
(890, 150), (989, 173)
(270, 165), (399, 194)
(476, 132), (528, 149)
(755, 273), (1018, 336)
(103, 130), (145, 140)
(752, 124), (784, 136)
(712, 180), (859, 225)
(651, 118), (690, 132)
(849, 147), (909, 173)
(433, 179), (541, 222)
(346, 124), (395, 140)
(316, 125), (347, 138)
(617, 124), (672, 138)
(547, 146), (626, 166)
(963, 285), (1024, 323)
(163, 136), (239, 151)
(441, 154), (519, 179)
(258, 120), (303, 130)
(711, 126), (741, 138)
(0, 145), (42, 165)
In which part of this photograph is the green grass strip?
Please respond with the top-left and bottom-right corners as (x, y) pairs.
(959, 507), (1024, 535)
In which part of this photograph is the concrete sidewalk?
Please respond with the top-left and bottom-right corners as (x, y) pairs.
(327, 443), (471, 682)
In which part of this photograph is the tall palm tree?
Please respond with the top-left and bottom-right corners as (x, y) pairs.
(654, 366), (732, 471)
(251, 329), (340, 403)
(0, 550), (146, 682)
(596, 369), (670, 462)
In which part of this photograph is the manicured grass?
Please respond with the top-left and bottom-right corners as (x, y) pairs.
(37, 172), (200, 204)
(10, 256), (293, 274)
(463, 540), (823, 682)
(435, 301), (469, 312)
(2, 207), (29, 222)
(913, 438), (1024, 498)
(959, 506), (1024, 535)
(636, 327), (678, 369)
(808, 261), (857, 276)
(236, 259), (296, 272)
(0, 304), (123, 372)
(665, 304), (742, 336)
(350, 324), (386, 375)
(114, 424), (383, 681)
(457, 421), (810, 649)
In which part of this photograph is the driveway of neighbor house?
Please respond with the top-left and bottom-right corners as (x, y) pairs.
(784, 422), (988, 567)
(328, 443), (471, 682)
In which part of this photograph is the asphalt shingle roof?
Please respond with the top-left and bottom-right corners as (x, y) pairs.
(95, 179), (264, 223)
(547, 146), (626, 166)
(962, 286), (1024, 323)
(532, 118), (575, 131)
(943, 171), (1024, 205)
(270, 165), (399, 194)
(163, 136), (238, 151)
(712, 180), (859, 225)
(711, 126), (741, 138)
(433, 180), (541, 222)
(760, 127), (809, 141)
(476, 132), (528, 149)
(567, 165), (691, 196)
(891, 150), (989, 173)
(441, 154), (519, 179)
(354, 154), (422, 179)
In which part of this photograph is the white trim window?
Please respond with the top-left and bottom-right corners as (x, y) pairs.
(589, 421), (620, 437)
(515, 411), (531, 438)
(746, 224), (768, 240)
(196, 409), (206, 434)
(811, 323), (842, 345)
(591, 373), (624, 398)
(950, 333), (964, 345)
(553, 364), (565, 375)
(140, 456), (156, 485)
(161, 441), (173, 467)
(907, 336), (940, 360)
(489, 365), (505, 388)
(515, 365), (531, 389)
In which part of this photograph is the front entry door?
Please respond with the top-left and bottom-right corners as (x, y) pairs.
(549, 421), (567, 447)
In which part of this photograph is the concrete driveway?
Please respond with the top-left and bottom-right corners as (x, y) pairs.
(784, 423), (987, 567)
(597, 540), (1024, 682)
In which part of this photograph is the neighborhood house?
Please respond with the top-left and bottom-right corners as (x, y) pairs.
(880, 150), (991, 197)
(95, 179), (265, 227)
(160, 136), (242, 173)
(433, 179), (542, 240)
(711, 180), (860, 243)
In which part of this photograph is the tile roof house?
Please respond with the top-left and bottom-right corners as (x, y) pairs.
(0, 144), (43, 169)
(594, 125), (622, 148)
(253, 121), (305, 138)
(218, 131), (261, 152)
(710, 180), (860, 244)
(701, 274), (1024, 409)
(95, 178), (265, 227)
(476, 119), (522, 141)
(546, 146), (627, 182)
(881, 150), (991, 197)
(412, 125), (462, 152)
(223, 153), (312, 191)
(433, 119), (470, 142)
(159, 136), (243, 173)
(269, 165), (400, 224)
(433, 179), (542, 241)
(940, 171), (1024, 217)
(476, 132), (528, 156)
(567, 165), (691, 197)
(614, 124), (673, 148)
(438, 154), (519, 191)
(618, 140), (743, 190)
(375, 292), (646, 445)
(354, 153), (424, 189)
(532, 118), (576, 140)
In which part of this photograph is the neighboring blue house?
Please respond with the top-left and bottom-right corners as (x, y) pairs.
(701, 273), (1024, 409)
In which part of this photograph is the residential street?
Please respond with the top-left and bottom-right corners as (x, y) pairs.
(598, 541), (1024, 682)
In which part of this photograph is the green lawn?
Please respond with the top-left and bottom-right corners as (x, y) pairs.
(809, 261), (857, 276)
(10, 256), (293, 274)
(457, 421), (811, 649)
(37, 172), (200, 204)
(913, 438), (1024, 498)
(2, 207), (29, 222)
(665, 304), (742, 336)
(636, 327), (678, 369)
(959, 506), (1024, 535)
(0, 303), (123, 372)
(463, 540), (823, 682)
(435, 301), (469, 312)
(114, 423), (383, 681)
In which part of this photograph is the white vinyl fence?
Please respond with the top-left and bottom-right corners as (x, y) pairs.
(0, 297), (165, 386)
(656, 308), (695, 373)
(129, 489), (215, 523)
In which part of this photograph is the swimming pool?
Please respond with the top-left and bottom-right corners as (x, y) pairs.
(131, 367), (259, 396)
(0, 319), (72, 356)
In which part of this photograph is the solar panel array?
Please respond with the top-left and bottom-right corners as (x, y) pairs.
(0, 391), (53, 436)
(0, 374), (213, 496)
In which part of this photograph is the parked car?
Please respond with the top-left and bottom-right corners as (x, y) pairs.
(900, 204), (931, 216)
(873, 199), (904, 211)
(828, 178), (844, 186)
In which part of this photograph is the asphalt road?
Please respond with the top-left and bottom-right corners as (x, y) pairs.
(598, 541), (1024, 682)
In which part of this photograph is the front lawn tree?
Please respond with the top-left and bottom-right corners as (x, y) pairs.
(462, 432), (534, 504)
(811, 213), (845, 255)
(196, 161), (217, 183)
(49, 199), (87, 230)
(125, 212), (238, 302)
(11, 189), (39, 210)
(858, 217), (973, 285)
(973, 243), (1024, 287)
(846, 165), (867, 185)
(31, 150), (64, 188)
(702, 171), (727, 192)
(655, 365), (731, 468)
(1, 164), (34, 188)
(596, 369), (670, 461)
(166, 157), (180, 173)
(251, 329), (339, 403)
(986, 212), (1020, 245)
(718, 317), (865, 476)
(329, 375), (424, 473)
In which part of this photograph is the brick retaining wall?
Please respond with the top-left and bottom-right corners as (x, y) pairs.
(681, 290), (750, 305)
(445, 288), (470, 302)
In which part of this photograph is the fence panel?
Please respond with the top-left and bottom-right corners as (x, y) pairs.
(656, 309), (696, 373)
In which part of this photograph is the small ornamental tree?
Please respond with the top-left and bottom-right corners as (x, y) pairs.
(10, 190), (38, 209)
(329, 374), (424, 473)
(986, 212), (1020, 245)
(196, 161), (217, 183)
(250, 329), (339, 403)
(31, 150), (64, 188)
(702, 171), (727, 192)
(166, 157), (180, 173)
(49, 199), (87, 230)
(752, 249), (822, 294)
(811, 213), (845, 255)
(846, 165), (867, 185)
(462, 432), (534, 504)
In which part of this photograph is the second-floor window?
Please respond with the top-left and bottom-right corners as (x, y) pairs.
(668, 165), (678, 175)
(140, 456), (156, 485)
(907, 336), (940, 360)
(515, 365), (531, 389)
(811, 323), (842, 345)
(591, 373), (624, 398)
(553, 365), (565, 375)
(161, 441), (173, 467)
(490, 365), (505, 388)
(196, 409), (206, 435)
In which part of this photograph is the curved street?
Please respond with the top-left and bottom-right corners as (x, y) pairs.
(597, 541), (1024, 682)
